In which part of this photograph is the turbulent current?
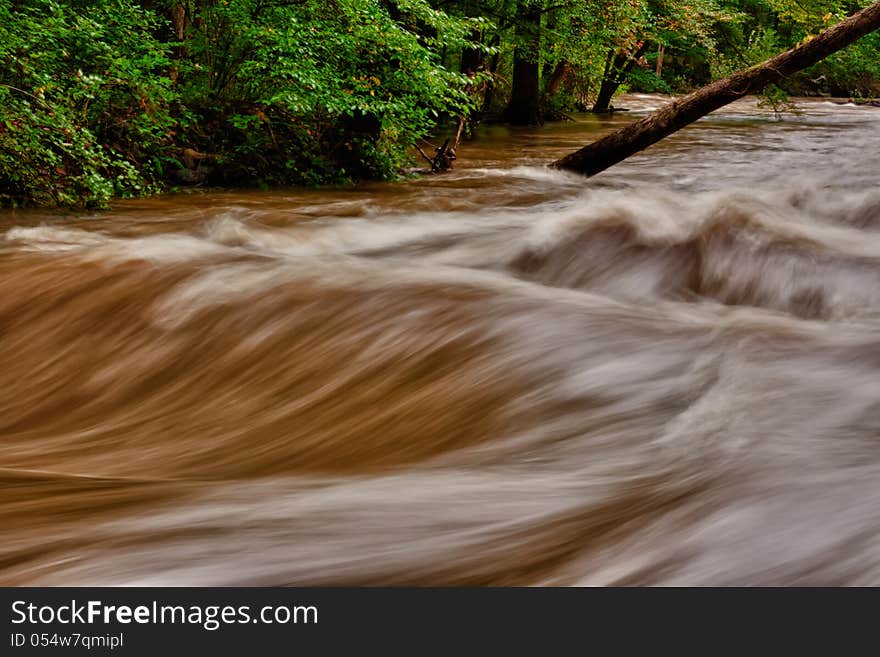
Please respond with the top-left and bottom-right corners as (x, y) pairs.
(2, 96), (879, 585)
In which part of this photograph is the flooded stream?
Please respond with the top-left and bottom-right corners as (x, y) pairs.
(2, 95), (879, 585)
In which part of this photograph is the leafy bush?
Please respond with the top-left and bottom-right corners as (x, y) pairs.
(625, 67), (673, 94)
(0, 0), (481, 204)
(177, 0), (479, 185)
(0, 0), (178, 207)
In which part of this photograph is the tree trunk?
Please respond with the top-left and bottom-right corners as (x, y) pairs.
(592, 77), (619, 114)
(504, 2), (542, 125)
(591, 42), (648, 113)
(591, 49), (616, 113)
(555, 2), (880, 176)
(506, 55), (542, 124)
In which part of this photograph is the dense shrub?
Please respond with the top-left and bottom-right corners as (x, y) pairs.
(176, 0), (479, 185)
(0, 0), (178, 207)
(0, 0), (480, 205)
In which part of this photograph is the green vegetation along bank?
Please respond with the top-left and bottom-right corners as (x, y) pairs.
(2, 0), (879, 208)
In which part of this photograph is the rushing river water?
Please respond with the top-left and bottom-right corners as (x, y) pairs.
(2, 95), (879, 585)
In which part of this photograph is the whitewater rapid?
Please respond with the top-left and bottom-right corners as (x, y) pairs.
(1, 96), (879, 585)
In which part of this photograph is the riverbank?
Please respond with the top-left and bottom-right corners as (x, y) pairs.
(4, 93), (878, 221)
(4, 0), (879, 211)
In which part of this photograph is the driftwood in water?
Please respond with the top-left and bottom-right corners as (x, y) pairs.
(553, 2), (880, 177)
(416, 117), (466, 173)
(416, 139), (456, 173)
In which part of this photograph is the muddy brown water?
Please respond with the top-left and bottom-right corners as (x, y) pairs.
(2, 95), (879, 585)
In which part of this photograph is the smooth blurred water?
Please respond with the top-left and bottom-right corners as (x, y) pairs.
(2, 95), (879, 585)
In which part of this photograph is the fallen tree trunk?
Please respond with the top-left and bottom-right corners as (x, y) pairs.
(553, 2), (880, 176)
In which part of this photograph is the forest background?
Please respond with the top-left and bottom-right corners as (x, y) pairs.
(2, 0), (878, 207)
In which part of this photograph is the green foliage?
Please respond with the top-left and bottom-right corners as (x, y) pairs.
(806, 32), (880, 97)
(2, 0), (878, 206)
(756, 83), (802, 116)
(0, 91), (144, 207)
(711, 0), (880, 98)
(1, 0), (481, 205)
(710, 23), (781, 78)
(626, 66), (672, 94)
(177, 0), (480, 184)
(0, 0), (177, 207)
